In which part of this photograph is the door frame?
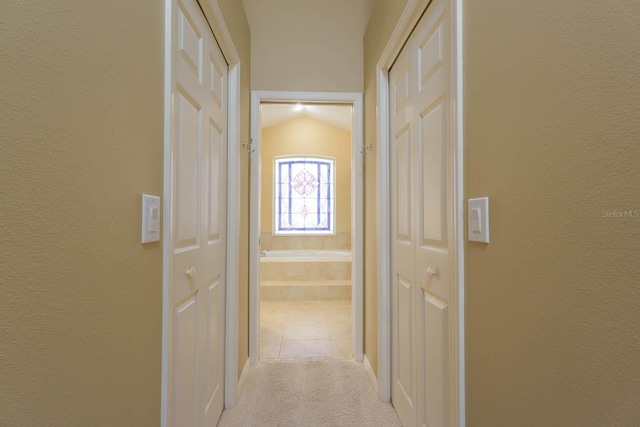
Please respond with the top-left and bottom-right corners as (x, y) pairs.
(249, 90), (364, 364)
(161, 0), (242, 424)
(376, 0), (465, 424)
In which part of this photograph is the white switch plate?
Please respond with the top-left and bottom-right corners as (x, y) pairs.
(142, 194), (161, 244)
(468, 197), (489, 243)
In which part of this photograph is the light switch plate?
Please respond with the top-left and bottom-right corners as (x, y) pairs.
(142, 194), (161, 244)
(468, 197), (489, 243)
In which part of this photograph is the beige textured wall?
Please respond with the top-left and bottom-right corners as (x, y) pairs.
(364, 1), (640, 423)
(465, 1), (640, 425)
(362, 0), (408, 376)
(242, 0), (373, 92)
(0, 1), (251, 424)
(0, 1), (164, 425)
(261, 118), (352, 240)
(216, 0), (252, 384)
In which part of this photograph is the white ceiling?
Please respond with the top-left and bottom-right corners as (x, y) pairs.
(261, 104), (353, 132)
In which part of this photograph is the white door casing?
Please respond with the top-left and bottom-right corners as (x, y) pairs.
(389, 0), (460, 425)
(166, 0), (228, 425)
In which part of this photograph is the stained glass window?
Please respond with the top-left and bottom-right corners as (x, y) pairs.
(274, 156), (335, 235)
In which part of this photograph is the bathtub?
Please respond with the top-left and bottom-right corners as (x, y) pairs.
(260, 249), (352, 281)
(260, 249), (351, 263)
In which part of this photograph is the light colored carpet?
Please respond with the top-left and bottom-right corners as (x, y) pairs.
(218, 360), (402, 427)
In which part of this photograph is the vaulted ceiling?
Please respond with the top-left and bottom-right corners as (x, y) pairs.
(261, 103), (353, 131)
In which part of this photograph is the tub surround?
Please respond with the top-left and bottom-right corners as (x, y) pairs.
(260, 249), (351, 262)
(260, 257), (351, 281)
(261, 232), (351, 251)
(260, 248), (352, 301)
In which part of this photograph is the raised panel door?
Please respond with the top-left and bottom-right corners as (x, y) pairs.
(390, 41), (417, 427)
(412, 0), (453, 426)
(170, 0), (228, 425)
(390, 0), (455, 425)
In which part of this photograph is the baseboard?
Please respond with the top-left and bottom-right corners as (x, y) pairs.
(363, 354), (378, 395)
(236, 357), (251, 402)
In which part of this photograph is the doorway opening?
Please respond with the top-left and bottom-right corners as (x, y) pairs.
(249, 91), (364, 365)
(259, 103), (354, 360)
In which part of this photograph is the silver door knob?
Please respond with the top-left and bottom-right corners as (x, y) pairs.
(426, 267), (438, 279)
(186, 267), (196, 277)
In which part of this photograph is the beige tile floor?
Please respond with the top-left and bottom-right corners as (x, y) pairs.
(260, 299), (353, 361)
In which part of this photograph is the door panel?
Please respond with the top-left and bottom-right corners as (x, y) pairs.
(208, 122), (222, 242)
(418, 18), (445, 90)
(205, 279), (221, 400)
(414, 0), (452, 426)
(209, 53), (224, 108)
(394, 69), (411, 114)
(170, 0), (228, 425)
(421, 291), (448, 427)
(390, 35), (417, 427)
(397, 276), (414, 404)
(173, 296), (199, 427)
(200, 11), (227, 424)
(177, 5), (202, 78)
(203, 277), (221, 425)
(175, 90), (201, 249)
(419, 101), (446, 245)
(390, 0), (454, 425)
(395, 128), (412, 242)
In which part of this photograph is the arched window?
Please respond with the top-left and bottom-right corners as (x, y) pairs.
(274, 156), (335, 235)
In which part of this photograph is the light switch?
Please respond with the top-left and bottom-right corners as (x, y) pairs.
(470, 207), (482, 232)
(149, 206), (159, 232)
(142, 194), (161, 243)
(468, 197), (489, 243)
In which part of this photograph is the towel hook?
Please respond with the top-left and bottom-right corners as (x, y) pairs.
(242, 139), (255, 153)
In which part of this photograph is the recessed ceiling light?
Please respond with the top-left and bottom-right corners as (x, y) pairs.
(293, 103), (304, 112)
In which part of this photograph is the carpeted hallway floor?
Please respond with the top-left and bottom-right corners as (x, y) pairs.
(218, 360), (402, 427)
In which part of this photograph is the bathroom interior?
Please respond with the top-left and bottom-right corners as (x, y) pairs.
(259, 102), (354, 361)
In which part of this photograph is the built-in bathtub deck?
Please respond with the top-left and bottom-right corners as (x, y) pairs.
(260, 280), (351, 301)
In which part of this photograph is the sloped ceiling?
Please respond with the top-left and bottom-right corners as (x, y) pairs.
(261, 103), (353, 131)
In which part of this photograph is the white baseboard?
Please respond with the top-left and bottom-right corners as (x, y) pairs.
(236, 358), (251, 402)
(363, 354), (378, 395)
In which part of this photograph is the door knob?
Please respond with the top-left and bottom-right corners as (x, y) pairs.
(426, 267), (438, 279)
(186, 267), (196, 277)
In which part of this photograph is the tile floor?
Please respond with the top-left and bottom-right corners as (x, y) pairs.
(260, 299), (353, 361)
(260, 280), (351, 301)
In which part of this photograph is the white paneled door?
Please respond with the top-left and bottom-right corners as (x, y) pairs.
(390, 0), (455, 425)
(169, 0), (228, 425)
(390, 32), (417, 427)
